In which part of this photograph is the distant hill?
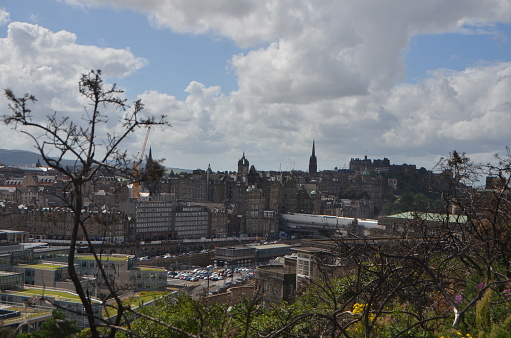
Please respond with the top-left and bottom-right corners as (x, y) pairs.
(0, 149), (191, 173)
(0, 149), (43, 166)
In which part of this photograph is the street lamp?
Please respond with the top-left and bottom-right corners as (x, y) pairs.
(206, 267), (210, 292)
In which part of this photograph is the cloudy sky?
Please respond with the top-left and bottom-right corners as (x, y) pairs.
(1, 0), (511, 172)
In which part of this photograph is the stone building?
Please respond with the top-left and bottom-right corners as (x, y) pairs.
(0, 207), (125, 243)
(173, 204), (210, 240)
(126, 201), (211, 241)
(349, 156), (390, 173)
(255, 265), (296, 304)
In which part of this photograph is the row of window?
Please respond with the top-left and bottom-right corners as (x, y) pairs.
(136, 224), (171, 229)
(138, 217), (172, 222)
(175, 225), (208, 230)
(137, 213), (173, 217)
(175, 221), (207, 227)
(176, 216), (208, 221)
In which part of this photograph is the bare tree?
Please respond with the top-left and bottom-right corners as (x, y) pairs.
(2, 69), (170, 337)
(257, 151), (511, 337)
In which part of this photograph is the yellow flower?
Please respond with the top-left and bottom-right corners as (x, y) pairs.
(352, 303), (366, 314)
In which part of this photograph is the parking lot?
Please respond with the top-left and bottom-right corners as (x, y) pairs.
(167, 266), (255, 295)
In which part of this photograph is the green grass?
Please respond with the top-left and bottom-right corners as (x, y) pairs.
(121, 291), (166, 308)
(21, 263), (66, 271)
(103, 291), (167, 318)
(76, 255), (129, 261)
(137, 267), (166, 272)
(11, 288), (100, 303)
(132, 291), (166, 305)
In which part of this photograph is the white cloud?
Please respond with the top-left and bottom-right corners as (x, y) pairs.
(4, 1), (511, 171)
(382, 62), (511, 154)
(0, 8), (10, 25)
(137, 61), (511, 170)
(59, 0), (511, 106)
(0, 22), (146, 152)
(0, 22), (145, 92)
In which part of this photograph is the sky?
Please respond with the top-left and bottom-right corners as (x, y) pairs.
(1, 1), (511, 172)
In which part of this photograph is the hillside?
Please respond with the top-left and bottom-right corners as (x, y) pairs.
(0, 148), (42, 166)
(0, 148), (191, 173)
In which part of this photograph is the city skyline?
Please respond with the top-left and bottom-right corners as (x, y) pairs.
(1, 1), (511, 172)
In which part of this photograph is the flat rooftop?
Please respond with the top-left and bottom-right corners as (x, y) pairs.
(384, 212), (468, 223)
(76, 254), (133, 261)
(251, 243), (291, 250)
(0, 271), (22, 276)
(4, 288), (101, 304)
(20, 263), (67, 271)
(136, 266), (166, 272)
(292, 247), (326, 254)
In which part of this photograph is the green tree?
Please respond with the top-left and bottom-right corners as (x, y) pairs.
(122, 293), (234, 337)
(340, 186), (369, 200)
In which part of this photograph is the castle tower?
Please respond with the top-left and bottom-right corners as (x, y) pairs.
(238, 153), (250, 175)
(309, 141), (317, 175)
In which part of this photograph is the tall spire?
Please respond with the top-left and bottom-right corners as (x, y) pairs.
(145, 146), (155, 170)
(309, 140), (317, 175)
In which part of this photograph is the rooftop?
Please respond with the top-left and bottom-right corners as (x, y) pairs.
(0, 271), (22, 276)
(384, 212), (468, 224)
(136, 266), (166, 272)
(0, 305), (52, 325)
(0, 229), (27, 234)
(20, 263), (67, 271)
(251, 243), (291, 250)
(76, 254), (133, 262)
(292, 247), (326, 254)
(4, 288), (101, 304)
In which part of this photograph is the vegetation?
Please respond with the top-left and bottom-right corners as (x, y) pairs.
(340, 186), (370, 200)
(382, 166), (447, 215)
(14, 289), (84, 302)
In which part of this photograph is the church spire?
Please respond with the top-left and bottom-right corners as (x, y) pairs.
(148, 147), (153, 162)
(309, 140), (317, 175)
